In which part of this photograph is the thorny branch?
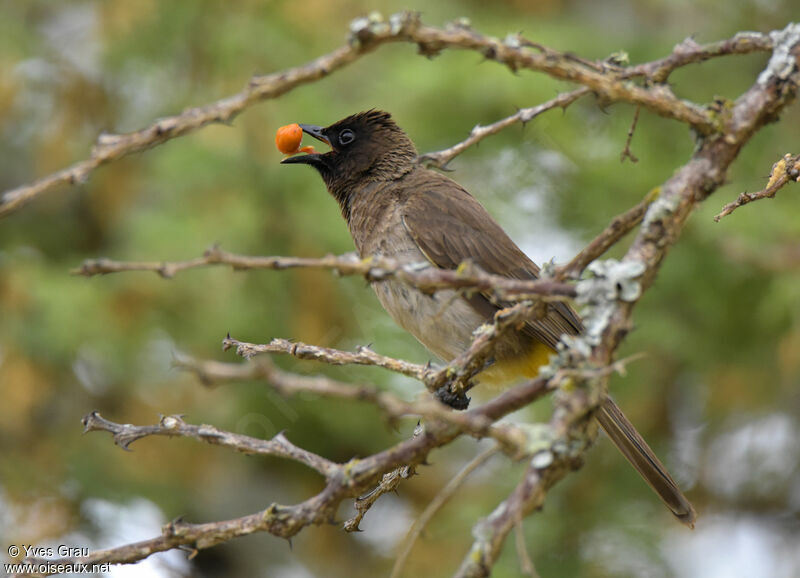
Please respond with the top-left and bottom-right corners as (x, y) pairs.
(223, 335), (437, 385)
(0, 12), (777, 218)
(390, 445), (500, 578)
(26, 375), (556, 575)
(344, 422), (424, 533)
(620, 105), (641, 163)
(455, 406), (593, 578)
(174, 351), (550, 456)
(223, 297), (551, 408)
(555, 188), (658, 279)
(714, 153), (799, 221)
(418, 87), (591, 168)
(14, 15), (800, 578)
(73, 246), (577, 303)
(81, 411), (336, 476)
(622, 31), (775, 83)
(590, 23), (799, 369)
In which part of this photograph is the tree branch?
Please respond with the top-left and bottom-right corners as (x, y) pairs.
(223, 297), (550, 408)
(390, 444), (499, 578)
(555, 188), (658, 279)
(81, 411), (336, 476)
(1, 13), (775, 218)
(418, 88), (591, 168)
(24, 373), (554, 573)
(592, 22), (799, 363)
(174, 351), (552, 456)
(73, 246), (576, 302)
(222, 335), (436, 383)
(344, 422), (424, 533)
(624, 31), (774, 83)
(453, 22), (799, 577)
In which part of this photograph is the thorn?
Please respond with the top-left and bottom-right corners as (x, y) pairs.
(81, 410), (99, 431)
(115, 438), (134, 452)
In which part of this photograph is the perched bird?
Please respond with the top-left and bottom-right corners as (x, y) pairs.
(282, 109), (696, 526)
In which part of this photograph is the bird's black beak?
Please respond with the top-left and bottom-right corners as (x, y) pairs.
(280, 124), (330, 165)
(298, 124), (330, 145)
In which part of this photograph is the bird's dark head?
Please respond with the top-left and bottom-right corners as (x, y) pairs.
(281, 110), (417, 216)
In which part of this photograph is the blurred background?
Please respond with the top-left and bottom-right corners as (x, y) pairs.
(1, 1), (799, 577)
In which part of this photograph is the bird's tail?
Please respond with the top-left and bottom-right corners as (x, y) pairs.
(596, 397), (697, 527)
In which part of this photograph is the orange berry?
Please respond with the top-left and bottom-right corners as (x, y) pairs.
(275, 123), (303, 154)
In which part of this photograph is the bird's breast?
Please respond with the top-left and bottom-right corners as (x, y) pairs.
(356, 211), (484, 360)
(372, 278), (484, 361)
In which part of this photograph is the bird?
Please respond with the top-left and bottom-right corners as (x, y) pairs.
(281, 109), (696, 526)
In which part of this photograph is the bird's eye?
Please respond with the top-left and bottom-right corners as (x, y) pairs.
(338, 129), (355, 146)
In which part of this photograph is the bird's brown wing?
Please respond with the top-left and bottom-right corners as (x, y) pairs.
(400, 170), (582, 348)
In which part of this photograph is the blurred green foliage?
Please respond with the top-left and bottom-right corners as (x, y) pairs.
(1, 1), (799, 577)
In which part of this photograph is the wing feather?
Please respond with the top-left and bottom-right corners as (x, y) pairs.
(401, 170), (582, 348)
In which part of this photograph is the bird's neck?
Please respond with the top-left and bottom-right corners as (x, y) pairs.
(343, 178), (397, 257)
(326, 162), (415, 224)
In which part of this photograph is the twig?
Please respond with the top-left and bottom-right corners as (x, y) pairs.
(556, 188), (658, 279)
(81, 411), (335, 476)
(176, 350), (550, 456)
(73, 246), (577, 302)
(174, 352), (429, 428)
(455, 464), (567, 578)
(390, 445), (499, 578)
(514, 517), (539, 577)
(419, 88), (591, 168)
(190, 353), (556, 459)
(714, 153), (799, 221)
(2, 12), (769, 218)
(344, 465), (418, 533)
(620, 105), (641, 163)
(222, 335), (436, 384)
(222, 299), (549, 408)
(174, 352), (411, 408)
(624, 32), (774, 83)
(344, 422), (424, 533)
